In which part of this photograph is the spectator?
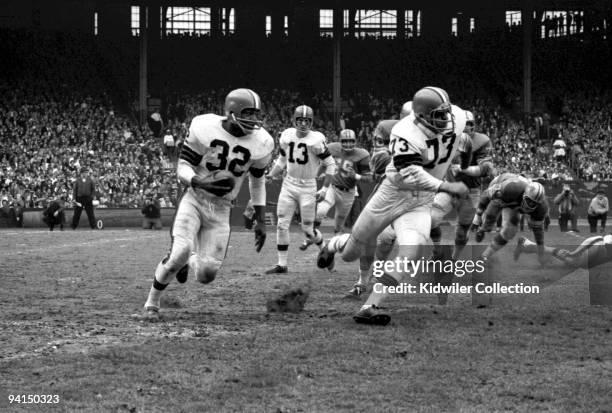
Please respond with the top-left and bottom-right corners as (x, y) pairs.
(162, 129), (176, 158)
(553, 184), (579, 232)
(587, 190), (609, 233)
(0, 197), (15, 226)
(42, 193), (67, 231)
(72, 169), (97, 230)
(141, 196), (162, 230)
(553, 137), (566, 162)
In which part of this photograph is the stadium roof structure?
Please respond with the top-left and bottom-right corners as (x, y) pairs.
(113, 0), (606, 7)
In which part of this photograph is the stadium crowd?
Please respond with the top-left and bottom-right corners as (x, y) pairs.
(0, 28), (611, 210)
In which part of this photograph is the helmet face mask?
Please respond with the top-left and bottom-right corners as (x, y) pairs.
(230, 108), (263, 133)
(372, 119), (397, 151)
(428, 103), (455, 134)
(521, 182), (545, 213)
(372, 128), (386, 149)
(465, 110), (475, 136)
(224, 89), (263, 135)
(294, 117), (312, 133)
(293, 105), (314, 134)
(412, 87), (455, 135)
(341, 140), (356, 151)
(373, 135), (386, 149)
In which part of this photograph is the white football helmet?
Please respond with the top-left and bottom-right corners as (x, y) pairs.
(465, 110), (475, 137)
(522, 182), (545, 213)
(339, 129), (357, 152)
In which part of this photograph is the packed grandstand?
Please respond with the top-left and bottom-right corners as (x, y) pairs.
(0, 27), (611, 209)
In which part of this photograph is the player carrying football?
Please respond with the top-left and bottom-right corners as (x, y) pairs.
(264, 105), (336, 274)
(317, 86), (469, 325)
(140, 88), (274, 319)
(429, 110), (496, 262)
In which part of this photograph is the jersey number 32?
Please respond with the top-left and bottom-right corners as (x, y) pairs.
(206, 139), (251, 177)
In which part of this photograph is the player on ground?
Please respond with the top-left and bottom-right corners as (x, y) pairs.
(430, 110), (496, 261)
(472, 173), (548, 262)
(264, 105), (336, 274)
(140, 88), (274, 319)
(317, 86), (469, 325)
(300, 129), (372, 249)
(514, 233), (612, 269)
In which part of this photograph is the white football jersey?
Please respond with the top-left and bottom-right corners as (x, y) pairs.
(386, 104), (467, 181)
(279, 128), (328, 181)
(182, 114), (274, 201)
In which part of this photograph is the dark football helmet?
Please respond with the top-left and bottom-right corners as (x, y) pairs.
(372, 119), (398, 152)
(224, 88), (263, 134)
(412, 86), (454, 135)
(293, 105), (314, 134)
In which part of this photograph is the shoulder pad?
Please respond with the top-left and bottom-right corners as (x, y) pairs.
(473, 132), (491, 149)
(309, 131), (327, 145)
(451, 105), (467, 135)
(188, 114), (224, 146)
(252, 129), (275, 160)
(354, 147), (371, 160)
(327, 142), (342, 156)
(279, 129), (293, 145)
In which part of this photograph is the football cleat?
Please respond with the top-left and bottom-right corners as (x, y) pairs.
(176, 264), (189, 283)
(353, 305), (391, 326)
(316, 243), (335, 271)
(346, 282), (367, 298)
(513, 237), (526, 261)
(475, 230), (485, 243)
(132, 306), (161, 321)
(265, 265), (288, 274)
(299, 238), (313, 251)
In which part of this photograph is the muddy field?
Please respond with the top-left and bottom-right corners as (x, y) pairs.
(1, 227), (611, 412)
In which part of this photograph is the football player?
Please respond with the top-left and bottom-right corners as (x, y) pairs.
(347, 120), (397, 296)
(371, 120), (398, 155)
(140, 88), (274, 319)
(317, 86), (469, 325)
(399, 101), (413, 120)
(472, 173), (548, 262)
(430, 110), (496, 261)
(264, 105), (336, 274)
(300, 129), (372, 249)
(514, 233), (612, 269)
(347, 103), (413, 295)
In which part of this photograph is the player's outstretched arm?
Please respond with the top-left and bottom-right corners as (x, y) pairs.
(354, 155), (373, 183)
(266, 154), (287, 180)
(316, 154), (336, 201)
(438, 181), (469, 198)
